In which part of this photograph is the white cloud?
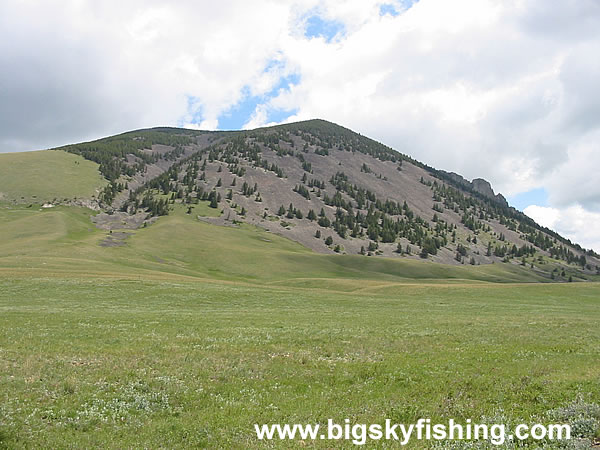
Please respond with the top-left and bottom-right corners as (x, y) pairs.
(1, 0), (599, 250)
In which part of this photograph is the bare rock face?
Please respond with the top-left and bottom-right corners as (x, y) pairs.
(494, 193), (509, 208)
(471, 178), (495, 198)
(442, 171), (471, 188)
(440, 172), (508, 208)
(472, 178), (509, 207)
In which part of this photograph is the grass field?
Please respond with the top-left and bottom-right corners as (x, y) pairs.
(1, 279), (599, 448)
(0, 150), (107, 204)
(1, 203), (599, 448)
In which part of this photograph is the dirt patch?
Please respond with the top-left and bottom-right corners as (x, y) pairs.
(99, 231), (131, 247)
(92, 211), (157, 231)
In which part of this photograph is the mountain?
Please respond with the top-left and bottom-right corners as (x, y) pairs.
(2, 119), (598, 281)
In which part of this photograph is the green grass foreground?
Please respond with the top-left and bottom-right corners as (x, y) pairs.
(1, 279), (599, 448)
(1, 204), (599, 448)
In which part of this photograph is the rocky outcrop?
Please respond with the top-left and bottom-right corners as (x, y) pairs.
(440, 172), (509, 207)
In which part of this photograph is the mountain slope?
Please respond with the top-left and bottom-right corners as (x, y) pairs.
(3, 119), (599, 282)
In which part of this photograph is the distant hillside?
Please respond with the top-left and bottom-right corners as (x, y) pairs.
(3, 119), (598, 281)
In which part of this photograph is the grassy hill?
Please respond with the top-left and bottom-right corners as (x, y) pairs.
(0, 150), (107, 204)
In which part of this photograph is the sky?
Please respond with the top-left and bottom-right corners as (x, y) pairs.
(1, 0), (599, 251)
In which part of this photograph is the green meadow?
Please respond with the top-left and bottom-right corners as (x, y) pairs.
(0, 150), (107, 204)
(1, 201), (599, 448)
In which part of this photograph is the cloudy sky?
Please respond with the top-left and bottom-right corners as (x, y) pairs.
(1, 0), (599, 251)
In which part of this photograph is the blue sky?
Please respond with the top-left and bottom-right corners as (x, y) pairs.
(380, 1), (419, 17)
(507, 188), (548, 212)
(212, 12), (345, 131)
(211, 1), (421, 131)
(216, 71), (300, 130)
(304, 14), (346, 41)
(379, 4), (401, 16)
